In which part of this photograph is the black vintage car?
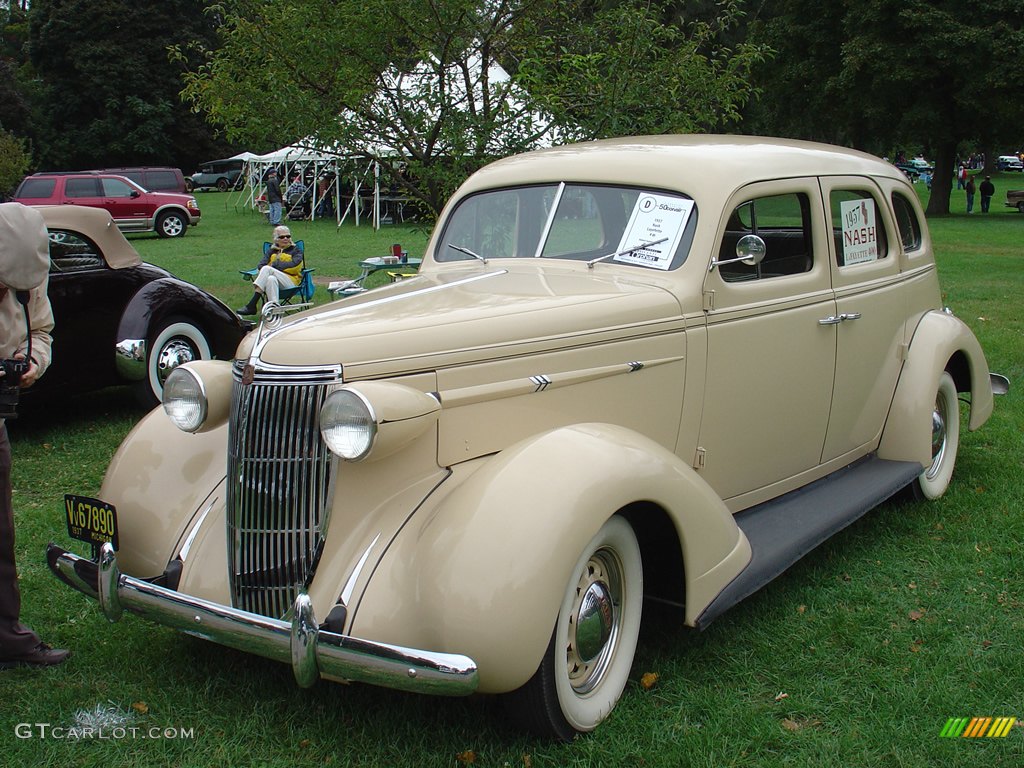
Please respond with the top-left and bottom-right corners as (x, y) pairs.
(29, 205), (250, 406)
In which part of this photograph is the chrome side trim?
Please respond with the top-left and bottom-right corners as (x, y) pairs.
(114, 338), (147, 381)
(53, 545), (479, 696)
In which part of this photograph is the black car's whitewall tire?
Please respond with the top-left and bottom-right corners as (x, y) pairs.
(913, 371), (960, 500)
(139, 319), (211, 407)
(505, 515), (643, 740)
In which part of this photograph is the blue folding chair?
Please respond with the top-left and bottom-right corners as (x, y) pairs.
(240, 240), (315, 304)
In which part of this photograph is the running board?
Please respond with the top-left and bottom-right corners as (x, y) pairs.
(694, 456), (922, 629)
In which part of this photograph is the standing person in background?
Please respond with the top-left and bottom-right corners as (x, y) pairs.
(979, 175), (995, 213)
(265, 169), (283, 226)
(0, 204), (68, 670)
(965, 176), (976, 213)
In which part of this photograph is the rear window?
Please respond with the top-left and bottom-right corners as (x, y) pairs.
(16, 178), (56, 199)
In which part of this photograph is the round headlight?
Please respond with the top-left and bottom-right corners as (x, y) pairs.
(320, 389), (377, 460)
(162, 366), (207, 432)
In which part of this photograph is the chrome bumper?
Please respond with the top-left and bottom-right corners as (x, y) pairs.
(47, 543), (479, 696)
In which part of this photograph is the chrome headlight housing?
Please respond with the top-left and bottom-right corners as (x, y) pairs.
(162, 366), (207, 432)
(320, 388), (377, 460)
(319, 382), (441, 462)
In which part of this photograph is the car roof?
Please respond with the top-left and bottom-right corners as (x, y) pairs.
(35, 205), (142, 269)
(459, 135), (906, 197)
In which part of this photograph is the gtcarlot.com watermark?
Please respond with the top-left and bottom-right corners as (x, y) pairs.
(15, 722), (194, 741)
(12, 701), (195, 742)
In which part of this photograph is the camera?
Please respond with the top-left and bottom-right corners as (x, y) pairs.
(0, 357), (28, 419)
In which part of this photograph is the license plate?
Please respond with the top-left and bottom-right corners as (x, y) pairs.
(64, 494), (119, 550)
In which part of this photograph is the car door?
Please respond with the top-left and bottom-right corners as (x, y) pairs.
(697, 180), (837, 504)
(63, 176), (104, 210)
(100, 176), (150, 225)
(818, 178), (907, 463)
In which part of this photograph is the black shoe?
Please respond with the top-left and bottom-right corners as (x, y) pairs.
(236, 304), (257, 316)
(0, 642), (70, 669)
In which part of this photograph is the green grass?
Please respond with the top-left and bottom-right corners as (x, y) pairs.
(2, 192), (1022, 766)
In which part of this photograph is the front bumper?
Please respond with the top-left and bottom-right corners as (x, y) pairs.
(47, 543), (479, 696)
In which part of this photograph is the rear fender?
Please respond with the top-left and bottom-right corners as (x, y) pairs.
(878, 310), (993, 466)
(351, 422), (749, 693)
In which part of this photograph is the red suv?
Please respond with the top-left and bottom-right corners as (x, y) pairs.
(14, 172), (201, 237)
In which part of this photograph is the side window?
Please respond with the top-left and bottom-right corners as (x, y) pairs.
(65, 177), (100, 197)
(718, 192), (813, 282)
(101, 177), (136, 197)
(146, 171), (176, 191)
(891, 192), (923, 252)
(47, 230), (105, 271)
(830, 190), (889, 266)
(17, 178), (56, 198)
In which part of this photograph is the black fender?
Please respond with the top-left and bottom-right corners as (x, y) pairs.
(116, 277), (251, 360)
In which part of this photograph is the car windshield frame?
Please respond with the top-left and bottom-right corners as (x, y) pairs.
(436, 182), (698, 271)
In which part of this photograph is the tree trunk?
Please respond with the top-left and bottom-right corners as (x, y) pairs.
(925, 141), (957, 216)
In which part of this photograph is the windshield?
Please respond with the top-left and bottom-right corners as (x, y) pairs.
(436, 183), (697, 270)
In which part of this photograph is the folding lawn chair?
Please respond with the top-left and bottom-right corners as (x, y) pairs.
(239, 240), (316, 305)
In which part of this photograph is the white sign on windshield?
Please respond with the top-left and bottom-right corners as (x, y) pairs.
(614, 193), (693, 270)
(840, 199), (879, 265)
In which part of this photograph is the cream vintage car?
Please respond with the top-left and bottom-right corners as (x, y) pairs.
(48, 136), (1006, 740)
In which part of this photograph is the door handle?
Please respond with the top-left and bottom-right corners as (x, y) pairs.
(819, 312), (862, 326)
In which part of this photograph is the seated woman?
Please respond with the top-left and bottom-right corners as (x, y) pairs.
(236, 225), (304, 315)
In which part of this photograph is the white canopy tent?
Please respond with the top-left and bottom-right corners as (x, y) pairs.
(230, 49), (568, 229)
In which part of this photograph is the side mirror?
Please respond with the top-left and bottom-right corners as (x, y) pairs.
(709, 234), (766, 271)
(130, 190), (141, 199)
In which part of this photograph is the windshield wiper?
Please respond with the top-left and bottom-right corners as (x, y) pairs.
(447, 244), (488, 265)
(586, 237), (669, 269)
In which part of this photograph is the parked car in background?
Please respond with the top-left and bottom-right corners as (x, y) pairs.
(48, 136), (1005, 740)
(29, 205), (249, 405)
(1006, 188), (1024, 212)
(93, 167), (188, 194)
(996, 155), (1023, 172)
(14, 172), (201, 237)
(186, 158), (245, 192)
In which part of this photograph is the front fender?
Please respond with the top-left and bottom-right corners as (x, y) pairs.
(116, 277), (249, 360)
(97, 406), (229, 579)
(878, 309), (993, 466)
(351, 422), (749, 693)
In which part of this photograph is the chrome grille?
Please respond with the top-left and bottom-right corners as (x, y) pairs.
(227, 361), (341, 618)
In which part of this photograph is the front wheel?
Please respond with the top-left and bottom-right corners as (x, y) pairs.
(504, 516), (643, 741)
(156, 210), (187, 238)
(135, 319), (211, 407)
(216, 177), (229, 192)
(909, 371), (960, 501)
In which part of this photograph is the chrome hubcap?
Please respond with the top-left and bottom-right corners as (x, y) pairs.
(566, 549), (622, 695)
(927, 393), (948, 480)
(156, 339), (197, 385)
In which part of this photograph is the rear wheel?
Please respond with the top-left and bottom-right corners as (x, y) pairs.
(504, 516), (643, 741)
(909, 372), (960, 500)
(156, 210), (187, 238)
(1017, 201), (1024, 213)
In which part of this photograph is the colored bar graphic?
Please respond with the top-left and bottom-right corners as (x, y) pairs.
(941, 716), (1017, 738)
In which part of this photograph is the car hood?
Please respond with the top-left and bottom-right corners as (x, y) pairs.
(239, 264), (685, 379)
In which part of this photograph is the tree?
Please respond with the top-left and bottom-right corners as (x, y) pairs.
(745, 0), (1024, 215)
(0, 127), (30, 196)
(513, 0), (768, 138)
(181, 0), (768, 215)
(25, 0), (238, 171)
